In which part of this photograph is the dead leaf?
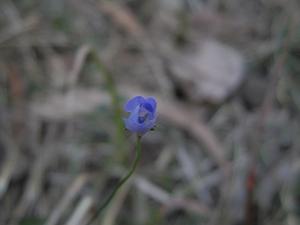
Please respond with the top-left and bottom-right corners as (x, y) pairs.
(30, 88), (110, 120)
(171, 39), (245, 103)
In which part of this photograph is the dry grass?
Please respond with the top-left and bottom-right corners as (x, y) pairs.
(0, 0), (300, 225)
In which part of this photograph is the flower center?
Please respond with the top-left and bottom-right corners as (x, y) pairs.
(138, 106), (149, 123)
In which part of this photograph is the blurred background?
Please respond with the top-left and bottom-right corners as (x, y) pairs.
(0, 0), (300, 225)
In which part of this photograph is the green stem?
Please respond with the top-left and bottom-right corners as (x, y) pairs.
(86, 136), (142, 225)
(90, 50), (127, 162)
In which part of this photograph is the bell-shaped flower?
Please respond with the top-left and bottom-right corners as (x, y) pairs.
(123, 96), (157, 135)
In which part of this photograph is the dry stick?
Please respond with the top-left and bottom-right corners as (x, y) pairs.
(63, 45), (92, 143)
(10, 124), (57, 225)
(0, 133), (19, 199)
(65, 196), (94, 225)
(45, 174), (90, 225)
(134, 176), (210, 216)
(67, 45), (92, 88)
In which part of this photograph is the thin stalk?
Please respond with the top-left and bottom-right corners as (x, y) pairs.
(90, 50), (127, 162)
(86, 136), (142, 225)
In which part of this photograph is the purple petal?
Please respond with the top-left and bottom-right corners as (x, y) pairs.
(124, 106), (140, 129)
(124, 96), (145, 112)
(142, 102), (154, 113)
(124, 106), (156, 134)
(145, 97), (157, 112)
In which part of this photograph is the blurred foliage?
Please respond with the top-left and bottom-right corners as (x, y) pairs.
(1, 0), (300, 225)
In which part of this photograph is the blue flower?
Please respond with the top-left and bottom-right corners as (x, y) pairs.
(124, 96), (157, 135)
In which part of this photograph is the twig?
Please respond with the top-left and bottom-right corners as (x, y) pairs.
(64, 196), (94, 225)
(66, 45), (92, 88)
(135, 177), (210, 216)
(11, 124), (57, 225)
(0, 132), (19, 199)
(45, 174), (90, 225)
